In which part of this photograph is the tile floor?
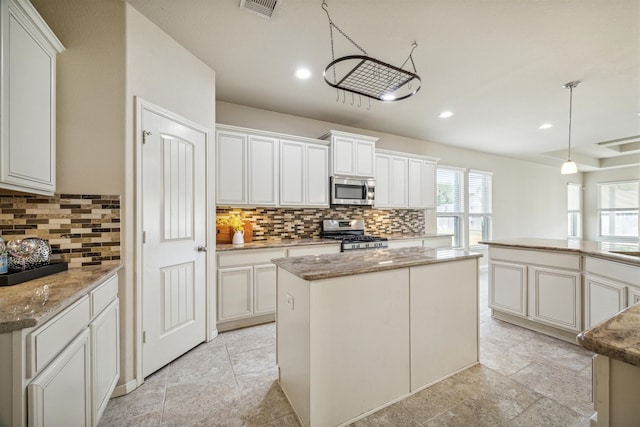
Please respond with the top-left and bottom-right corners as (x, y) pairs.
(99, 270), (595, 426)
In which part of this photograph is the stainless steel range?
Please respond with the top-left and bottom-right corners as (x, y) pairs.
(322, 219), (388, 251)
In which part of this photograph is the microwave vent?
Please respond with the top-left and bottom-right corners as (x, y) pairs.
(239, 0), (280, 18)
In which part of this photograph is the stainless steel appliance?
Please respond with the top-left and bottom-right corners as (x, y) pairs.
(322, 219), (388, 251)
(330, 176), (375, 206)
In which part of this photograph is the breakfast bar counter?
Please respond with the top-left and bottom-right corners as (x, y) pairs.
(273, 247), (482, 427)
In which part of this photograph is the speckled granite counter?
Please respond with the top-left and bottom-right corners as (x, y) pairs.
(216, 237), (340, 251)
(0, 264), (122, 333)
(577, 303), (640, 367)
(480, 238), (640, 266)
(272, 247), (481, 281)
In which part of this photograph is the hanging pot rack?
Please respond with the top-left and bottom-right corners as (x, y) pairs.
(321, 1), (421, 105)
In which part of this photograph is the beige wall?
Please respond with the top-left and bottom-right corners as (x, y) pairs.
(583, 166), (640, 241)
(217, 101), (577, 241)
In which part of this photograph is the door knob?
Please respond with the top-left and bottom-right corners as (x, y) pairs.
(197, 245), (207, 252)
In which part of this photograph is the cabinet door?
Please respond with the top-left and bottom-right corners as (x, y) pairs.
(248, 135), (278, 206)
(279, 140), (305, 206)
(529, 266), (581, 332)
(408, 159), (425, 208)
(332, 137), (355, 176)
(216, 131), (247, 204)
(91, 298), (120, 425)
(28, 329), (91, 427)
(423, 161), (437, 208)
(218, 267), (253, 321)
(355, 139), (375, 177)
(585, 275), (627, 329)
(2, 3), (62, 195)
(489, 261), (527, 317)
(254, 264), (277, 314)
(629, 288), (640, 307)
(390, 156), (408, 207)
(306, 144), (329, 206)
(374, 155), (391, 208)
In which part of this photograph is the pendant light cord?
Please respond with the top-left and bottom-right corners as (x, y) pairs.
(567, 85), (573, 160)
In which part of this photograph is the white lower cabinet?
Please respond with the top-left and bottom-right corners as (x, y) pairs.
(528, 266), (581, 332)
(584, 275), (627, 329)
(217, 244), (340, 331)
(629, 288), (640, 306)
(489, 261), (527, 317)
(28, 329), (91, 427)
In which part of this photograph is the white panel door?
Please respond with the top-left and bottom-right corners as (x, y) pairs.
(529, 267), (581, 332)
(254, 264), (277, 314)
(585, 275), (627, 329)
(216, 131), (246, 204)
(279, 140), (305, 206)
(489, 261), (527, 317)
(248, 136), (278, 205)
(390, 156), (408, 207)
(355, 139), (374, 177)
(141, 108), (207, 377)
(333, 137), (355, 176)
(306, 144), (329, 206)
(374, 155), (391, 207)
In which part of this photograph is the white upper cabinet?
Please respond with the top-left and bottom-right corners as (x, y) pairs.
(0, 0), (64, 195)
(321, 130), (377, 178)
(217, 124), (328, 208)
(376, 149), (438, 209)
(216, 128), (278, 206)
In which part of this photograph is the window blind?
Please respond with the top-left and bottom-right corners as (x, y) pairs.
(437, 167), (464, 213)
(468, 171), (492, 214)
(599, 181), (639, 209)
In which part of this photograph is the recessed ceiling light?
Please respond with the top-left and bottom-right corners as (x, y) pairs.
(294, 68), (311, 80)
(539, 123), (553, 129)
(438, 111), (454, 118)
(381, 93), (396, 101)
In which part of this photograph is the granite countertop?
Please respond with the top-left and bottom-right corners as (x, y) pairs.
(480, 238), (640, 267)
(577, 303), (640, 367)
(0, 264), (122, 333)
(216, 234), (453, 251)
(272, 247), (482, 281)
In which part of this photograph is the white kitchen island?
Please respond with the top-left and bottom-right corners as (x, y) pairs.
(272, 247), (482, 427)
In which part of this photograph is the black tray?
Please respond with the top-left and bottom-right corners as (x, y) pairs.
(0, 262), (68, 286)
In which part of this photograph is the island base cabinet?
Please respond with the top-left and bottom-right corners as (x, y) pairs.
(410, 259), (478, 390)
(592, 355), (640, 427)
(489, 261), (527, 317)
(28, 329), (91, 427)
(528, 267), (581, 333)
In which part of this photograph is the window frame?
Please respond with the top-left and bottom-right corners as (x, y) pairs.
(597, 180), (640, 242)
(467, 169), (492, 249)
(567, 183), (582, 239)
(436, 166), (465, 248)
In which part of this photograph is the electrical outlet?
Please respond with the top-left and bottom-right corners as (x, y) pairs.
(286, 293), (294, 310)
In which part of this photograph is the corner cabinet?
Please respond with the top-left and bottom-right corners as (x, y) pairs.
(0, 0), (64, 195)
(321, 130), (377, 178)
(375, 149), (438, 209)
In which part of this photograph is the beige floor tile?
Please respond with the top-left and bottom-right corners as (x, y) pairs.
(509, 397), (591, 427)
(350, 401), (422, 427)
(422, 398), (510, 427)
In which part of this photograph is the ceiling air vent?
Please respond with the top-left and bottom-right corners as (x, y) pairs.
(240, 0), (280, 19)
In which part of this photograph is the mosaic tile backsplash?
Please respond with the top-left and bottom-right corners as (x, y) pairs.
(0, 194), (121, 268)
(216, 206), (426, 240)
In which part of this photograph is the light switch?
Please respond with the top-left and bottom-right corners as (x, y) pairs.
(286, 293), (294, 310)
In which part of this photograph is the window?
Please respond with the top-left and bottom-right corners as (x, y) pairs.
(437, 167), (492, 249)
(598, 181), (639, 240)
(437, 167), (464, 247)
(468, 170), (492, 247)
(567, 183), (582, 238)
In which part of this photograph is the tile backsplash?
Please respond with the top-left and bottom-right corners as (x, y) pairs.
(216, 206), (426, 240)
(0, 194), (120, 268)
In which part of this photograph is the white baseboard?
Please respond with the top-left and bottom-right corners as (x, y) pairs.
(111, 379), (139, 398)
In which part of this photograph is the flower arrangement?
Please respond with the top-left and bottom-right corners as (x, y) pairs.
(216, 214), (244, 232)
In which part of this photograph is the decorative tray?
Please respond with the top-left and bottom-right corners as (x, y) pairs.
(0, 262), (68, 286)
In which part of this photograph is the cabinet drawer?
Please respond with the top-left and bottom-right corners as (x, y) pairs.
(585, 256), (640, 286)
(218, 248), (286, 268)
(423, 237), (453, 249)
(287, 244), (340, 257)
(489, 247), (580, 271)
(90, 274), (118, 317)
(27, 296), (91, 378)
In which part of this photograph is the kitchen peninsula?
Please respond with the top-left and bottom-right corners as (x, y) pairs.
(273, 247), (482, 427)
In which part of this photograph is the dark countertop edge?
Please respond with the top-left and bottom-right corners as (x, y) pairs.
(273, 249), (482, 281)
(577, 304), (640, 367)
(0, 265), (123, 334)
(479, 239), (640, 267)
(216, 234), (453, 251)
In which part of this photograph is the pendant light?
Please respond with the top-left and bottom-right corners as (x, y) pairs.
(560, 80), (580, 175)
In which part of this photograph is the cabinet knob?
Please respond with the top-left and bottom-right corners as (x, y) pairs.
(197, 246), (207, 252)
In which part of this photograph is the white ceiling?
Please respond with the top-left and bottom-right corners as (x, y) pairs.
(126, 0), (640, 171)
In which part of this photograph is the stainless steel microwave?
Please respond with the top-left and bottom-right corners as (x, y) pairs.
(330, 176), (375, 206)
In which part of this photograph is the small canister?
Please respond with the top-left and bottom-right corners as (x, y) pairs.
(0, 237), (7, 274)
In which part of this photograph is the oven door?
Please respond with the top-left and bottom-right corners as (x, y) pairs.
(330, 176), (375, 206)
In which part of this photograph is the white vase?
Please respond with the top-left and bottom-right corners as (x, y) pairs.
(232, 230), (245, 246)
